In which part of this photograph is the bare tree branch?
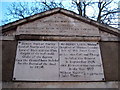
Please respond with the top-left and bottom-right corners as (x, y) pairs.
(2, 0), (119, 28)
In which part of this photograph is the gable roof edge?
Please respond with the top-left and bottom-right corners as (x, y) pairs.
(1, 8), (61, 32)
(1, 8), (120, 36)
(60, 9), (120, 36)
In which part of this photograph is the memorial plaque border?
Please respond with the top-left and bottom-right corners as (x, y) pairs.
(13, 40), (105, 81)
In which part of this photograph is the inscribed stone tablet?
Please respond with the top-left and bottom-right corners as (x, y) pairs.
(13, 41), (104, 81)
(17, 14), (99, 36)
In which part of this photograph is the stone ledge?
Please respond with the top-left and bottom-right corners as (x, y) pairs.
(2, 81), (119, 88)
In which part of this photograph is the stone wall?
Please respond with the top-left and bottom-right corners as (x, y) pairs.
(2, 40), (119, 88)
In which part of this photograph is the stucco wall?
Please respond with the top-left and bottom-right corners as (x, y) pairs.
(100, 42), (119, 81)
(2, 41), (17, 82)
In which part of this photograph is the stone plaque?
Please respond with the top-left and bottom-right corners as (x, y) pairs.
(13, 41), (104, 81)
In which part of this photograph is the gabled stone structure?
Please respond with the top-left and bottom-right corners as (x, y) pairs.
(1, 8), (120, 88)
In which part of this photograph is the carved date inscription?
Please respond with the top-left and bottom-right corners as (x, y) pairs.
(13, 41), (104, 81)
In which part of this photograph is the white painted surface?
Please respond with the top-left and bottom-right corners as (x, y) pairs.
(13, 41), (104, 81)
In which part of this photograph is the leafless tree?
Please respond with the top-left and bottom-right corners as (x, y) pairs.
(72, 0), (92, 17)
(72, 0), (119, 25)
(2, 0), (119, 27)
(2, 0), (64, 24)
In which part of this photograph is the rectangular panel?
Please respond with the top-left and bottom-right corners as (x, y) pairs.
(13, 41), (104, 81)
(13, 41), (59, 81)
(59, 42), (104, 81)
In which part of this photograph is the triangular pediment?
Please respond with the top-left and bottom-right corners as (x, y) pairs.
(1, 8), (120, 41)
(17, 13), (99, 36)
